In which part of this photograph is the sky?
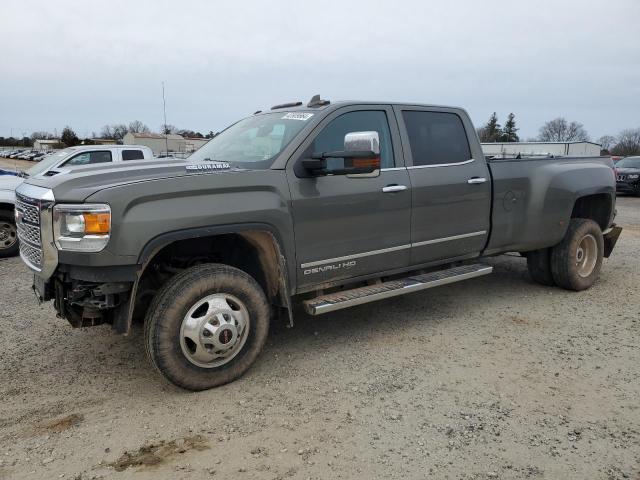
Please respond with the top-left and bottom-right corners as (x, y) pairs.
(1, 0), (639, 141)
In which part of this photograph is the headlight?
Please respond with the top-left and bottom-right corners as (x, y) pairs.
(628, 174), (639, 179)
(53, 204), (111, 252)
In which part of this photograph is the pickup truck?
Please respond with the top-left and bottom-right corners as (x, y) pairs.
(15, 96), (622, 390)
(0, 145), (154, 257)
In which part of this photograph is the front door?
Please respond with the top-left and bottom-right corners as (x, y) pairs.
(394, 106), (491, 265)
(287, 106), (412, 289)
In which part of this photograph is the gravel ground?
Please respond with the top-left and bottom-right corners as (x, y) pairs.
(0, 197), (639, 480)
(0, 157), (36, 172)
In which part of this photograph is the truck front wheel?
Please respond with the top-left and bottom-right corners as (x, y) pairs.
(550, 219), (604, 291)
(144, 263), (270, 390)
(0, 211), (19, 258)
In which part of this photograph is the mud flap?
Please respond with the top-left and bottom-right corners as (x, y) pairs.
(603, 225), (622, 258)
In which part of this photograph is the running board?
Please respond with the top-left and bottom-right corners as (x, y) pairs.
(303, 264), (493, 315)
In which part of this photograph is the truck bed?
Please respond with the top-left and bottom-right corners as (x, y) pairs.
(484, 156), (615, 255)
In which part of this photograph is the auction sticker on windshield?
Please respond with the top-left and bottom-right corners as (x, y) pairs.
(282, 112), (314, 121)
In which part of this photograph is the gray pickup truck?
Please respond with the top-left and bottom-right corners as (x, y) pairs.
(16, 96), (622, 390)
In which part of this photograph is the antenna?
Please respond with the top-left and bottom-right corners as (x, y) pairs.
(162, 82), (169, 155)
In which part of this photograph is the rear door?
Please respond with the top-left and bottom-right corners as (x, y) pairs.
(287, 105), (411, 289)
(394, 106), (491, 264)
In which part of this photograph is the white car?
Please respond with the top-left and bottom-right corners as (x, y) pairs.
(0, 145), (164, 257)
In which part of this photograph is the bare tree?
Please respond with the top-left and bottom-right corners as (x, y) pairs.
(30, 131), (54, 141)
(160, 124), (177, 135)
(100, 123), (129, 141)
(100, 124), (114, 139)
(128, 120), (150, 134)
(537, 117), (589, 142)
(597, 135), (616, 152)
(611, 128), (640, 156)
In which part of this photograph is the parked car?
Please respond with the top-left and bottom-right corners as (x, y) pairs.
(0, 145), (159, 257)
(16, 97), (621, 390)
(17, 150), (37, 160)
(8, 150), (25, 159)
(615, 156), (640, 195)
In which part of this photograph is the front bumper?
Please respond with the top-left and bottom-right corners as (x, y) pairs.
(616, 181), (640, 193)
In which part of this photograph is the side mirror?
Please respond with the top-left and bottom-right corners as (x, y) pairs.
(303, 131), (381, 176)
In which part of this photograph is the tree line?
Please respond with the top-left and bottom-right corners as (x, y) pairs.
(0, 120), (218, 148)
(476, 112), (640, 156)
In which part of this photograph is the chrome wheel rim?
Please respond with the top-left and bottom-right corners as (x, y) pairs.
(179, 293), (250, 368)
(0, 221), (17, 250)
(576, 234), (597, 278)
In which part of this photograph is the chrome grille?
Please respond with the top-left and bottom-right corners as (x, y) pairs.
(16, 197), (39, 224)
(19, 241), (43, 268)
(15, 194), (43, 269)
(17, 221), (41, 246)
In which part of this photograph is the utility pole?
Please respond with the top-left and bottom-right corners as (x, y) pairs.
(162, 82), (169, 155)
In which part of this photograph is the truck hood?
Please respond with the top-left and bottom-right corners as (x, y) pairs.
(0, 174), (24, 192)
(22, 159), (241, 202)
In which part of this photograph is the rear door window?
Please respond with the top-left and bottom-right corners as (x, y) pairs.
(402, 111), (471, 166)
(122, 149), (145, 160)
(62, 150), (113, 166)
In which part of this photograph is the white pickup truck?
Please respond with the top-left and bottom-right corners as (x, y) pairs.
(0, 145), (155, 257)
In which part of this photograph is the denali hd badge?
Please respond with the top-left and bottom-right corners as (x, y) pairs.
(186, 162), (231, 172)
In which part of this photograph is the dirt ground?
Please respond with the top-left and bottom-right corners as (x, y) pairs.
(0, 198), (639, 480)
(0, 157), (37, 172)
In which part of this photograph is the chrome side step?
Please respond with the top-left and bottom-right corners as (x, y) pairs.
(303, 264), (493, 315)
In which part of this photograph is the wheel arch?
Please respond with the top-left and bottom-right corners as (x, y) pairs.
(571, 192), (614, 230)
(122, 223), (294, 334)
(0, 201), (15, 214)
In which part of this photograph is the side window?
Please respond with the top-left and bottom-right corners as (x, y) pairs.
(63, 151), (113, 166)
(309, 110), (394, 169)
(402, 111), (471, 166)
(122, 149), (145, 160)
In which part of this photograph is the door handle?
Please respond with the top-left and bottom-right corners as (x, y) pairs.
(467, 177), (487, 184)
(382, 185), (408, 193)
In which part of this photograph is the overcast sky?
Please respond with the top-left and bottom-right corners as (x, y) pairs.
(1, 0), (639, 141)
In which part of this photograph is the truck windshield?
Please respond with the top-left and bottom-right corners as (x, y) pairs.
(188, 112), (313, 169)
(616, 157), (640, 168)
(24, 149), (74, 177)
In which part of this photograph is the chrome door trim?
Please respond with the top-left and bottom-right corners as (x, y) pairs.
(299, 230), (488, 268)
(411, 230), (487, 248)
(407, 159), (475, 169)
(300, 244), (411, 269)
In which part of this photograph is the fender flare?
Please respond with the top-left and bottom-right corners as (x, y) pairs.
(118, 223), (295, 333)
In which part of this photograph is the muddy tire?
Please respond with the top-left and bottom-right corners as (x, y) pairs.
(0, 211), (19, 258)
(144, 263), (270, 391)
(550, 219), (604, 291)
(526, 248), (555, 286)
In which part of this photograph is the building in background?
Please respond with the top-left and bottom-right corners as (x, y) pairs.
(33, 139), (61, 150)
(481, 141), (602, 158)
(122, 132), (208, 155)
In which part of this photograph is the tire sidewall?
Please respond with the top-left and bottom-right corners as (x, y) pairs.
(0, 211), (19, 258)
(553, 219), (604, 291)
(147, 265), (270, 390)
